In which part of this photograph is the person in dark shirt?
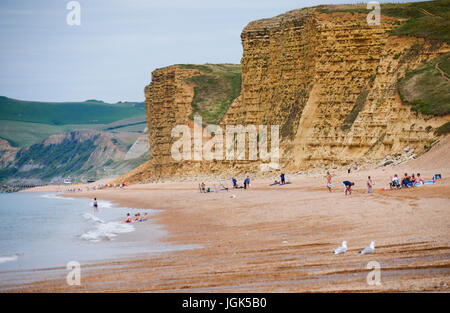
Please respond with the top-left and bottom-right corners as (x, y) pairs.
(280, 173), (286, 184)
(232, 178), (237, 189)
(244, 176), (250, 189)
(343, 180), (354, 195)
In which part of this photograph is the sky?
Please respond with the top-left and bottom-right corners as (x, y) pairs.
(0, 0), (421, 103)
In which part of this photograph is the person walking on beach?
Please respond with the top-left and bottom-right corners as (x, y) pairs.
(232, 177), (237, 189)
(367, 176), (374, 193)
(93, 198), (98, 212)
(326, 171), (332, 192)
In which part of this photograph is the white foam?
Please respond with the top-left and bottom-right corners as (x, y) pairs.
(0, 254), (19, 264)
(81, 213), (134, 242)
(40, 193), (74, 200)
(82, 212), (105, 223)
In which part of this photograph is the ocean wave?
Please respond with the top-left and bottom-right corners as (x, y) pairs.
(82, 212), (104, 223)
(80, 213), (134, 242)
(40, 193), (74, 200)
(0, 254), (20, 264)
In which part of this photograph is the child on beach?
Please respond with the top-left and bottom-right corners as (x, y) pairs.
(410, 174), (417, 186)
(124, 213), (131, 223)
(142, 213), (148, 222)
(417, 173), (424, 185)
(280, 173), (286, 184)
(367, 176), (374, 193)
(391, 174), (400, 189)
(326, 172), (332, 192)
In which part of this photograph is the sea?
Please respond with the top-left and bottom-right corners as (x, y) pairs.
(0, 192), (197, 288)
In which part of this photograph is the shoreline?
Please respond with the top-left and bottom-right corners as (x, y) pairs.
(6, 165), (450, 292)
(5, 137), (450, 292)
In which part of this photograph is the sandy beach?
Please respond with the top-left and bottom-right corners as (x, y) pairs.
(7, 138), (450, 292)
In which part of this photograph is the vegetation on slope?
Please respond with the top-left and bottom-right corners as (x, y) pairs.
(435, 121), (450, 135)
(316, 0), (450, 43)
(179, 64), (241, 125)
(0, 113), (146, 147)
(398, 52), (450, 116)
(0, 130), (149, 183)
(0, 96), (145, 125)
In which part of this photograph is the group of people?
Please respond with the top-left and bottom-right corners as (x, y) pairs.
(92, 198), (149, 223)
(390, 173), (425, 189)
(232, 176), (251, 189)
(201, 173), (291, 193)
(326, 170), (438, 195)
(199, 182), (229, 193)
(124, 212), (149, 223)
(327, 173), (378, 195)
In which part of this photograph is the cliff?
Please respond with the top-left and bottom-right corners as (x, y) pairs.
(0, 129), (150, 183)
(118, 2), (450, 183)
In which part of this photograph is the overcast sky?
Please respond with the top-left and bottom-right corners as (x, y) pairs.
(0, 0), (420, 103)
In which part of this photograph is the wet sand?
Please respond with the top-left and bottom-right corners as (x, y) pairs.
(8, 138), (450, 292)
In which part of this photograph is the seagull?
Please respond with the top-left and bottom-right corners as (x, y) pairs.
(359, 241), (375, 254)
(334, 241), (347, 254)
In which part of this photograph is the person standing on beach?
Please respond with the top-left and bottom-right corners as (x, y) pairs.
(93, 198), (98, 212)
(367, 176), (374, 193)
(280, 173), (286, 184)
(326, 171), (332, 192)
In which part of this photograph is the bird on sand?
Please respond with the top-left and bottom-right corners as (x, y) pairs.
(334, 241), (347, 254)
(359, 241), (375, 254)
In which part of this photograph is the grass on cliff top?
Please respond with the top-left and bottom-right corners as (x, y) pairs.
(0, 96), (145, 125)
(398, 52), (450, 116)
(316, 0), (450, 43)
(178, 64), (242, 125)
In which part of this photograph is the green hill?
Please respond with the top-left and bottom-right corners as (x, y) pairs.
(0, 96), (145, 125)
(0, 97), (146, 147)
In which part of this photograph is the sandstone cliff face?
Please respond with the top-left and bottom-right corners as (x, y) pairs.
(234, 9), (449, 171)
(118, 8), (449, 183)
